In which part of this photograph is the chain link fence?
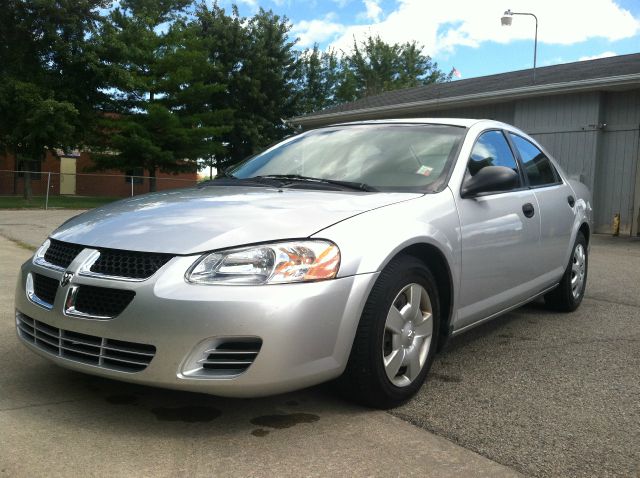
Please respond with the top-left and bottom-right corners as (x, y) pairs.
(0, 170), (200, 209)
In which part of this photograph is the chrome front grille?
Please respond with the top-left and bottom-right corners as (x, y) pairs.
(44, 239), (84, 268)
(32, 274), (58, 306)
(27, 272), (135, 319)
(16, 313), (155, 373)
(89, 248), (173, 280)
(199, 339), (262, 376)
(37, 239), (174, 281)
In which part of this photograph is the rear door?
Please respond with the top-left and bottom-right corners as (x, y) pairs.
(455, 130), (542, 328)
(508, 133), (575, 286)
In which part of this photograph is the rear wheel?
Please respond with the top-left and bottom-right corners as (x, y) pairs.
(545, 232), (588, 312)
(341, 255), (439, 409)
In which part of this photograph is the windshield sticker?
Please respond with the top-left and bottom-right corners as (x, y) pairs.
(416, 165), (433, 176)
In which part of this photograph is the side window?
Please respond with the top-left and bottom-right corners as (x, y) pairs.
(509, 134), (560, 187)
(467, 130), (520, 187)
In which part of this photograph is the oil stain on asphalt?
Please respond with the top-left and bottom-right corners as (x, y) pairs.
(250, 413), (320, 437)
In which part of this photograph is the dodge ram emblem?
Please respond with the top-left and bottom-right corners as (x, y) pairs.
(60, 271), (74, 287)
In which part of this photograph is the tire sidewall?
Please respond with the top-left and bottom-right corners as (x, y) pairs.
(568, 233), (588, 307)
(368, 258), (440, 403)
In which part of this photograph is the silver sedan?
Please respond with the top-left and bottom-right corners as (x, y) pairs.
(15, 119), (592, 408)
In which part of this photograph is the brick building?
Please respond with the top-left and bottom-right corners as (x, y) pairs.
(0, 150), (198, 197)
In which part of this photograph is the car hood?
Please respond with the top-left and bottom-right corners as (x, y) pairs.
(50, 186), (421, 254)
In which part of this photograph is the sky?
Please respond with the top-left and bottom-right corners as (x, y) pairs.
(221, 0), (640, 79)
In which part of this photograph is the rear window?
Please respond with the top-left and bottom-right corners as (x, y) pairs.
(509, 134), (560, 187)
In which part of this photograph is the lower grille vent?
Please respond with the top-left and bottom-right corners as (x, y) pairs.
(33, 274), (59, 306)
(199, 339), (262, 376)
(73, 286), (135, 318)
(16, 313), (155, 372)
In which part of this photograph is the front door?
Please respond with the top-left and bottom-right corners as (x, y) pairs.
(60, 157), (76, 195)
(455, 130), (541, 329)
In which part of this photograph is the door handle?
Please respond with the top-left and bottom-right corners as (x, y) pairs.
(522, 203), (535, 218)
(567, 195), (575, 207)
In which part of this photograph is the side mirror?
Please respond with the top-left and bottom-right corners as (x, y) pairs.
(461, 166), (519, 197)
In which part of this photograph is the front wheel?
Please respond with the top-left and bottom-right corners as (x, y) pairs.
(545, 232), (588, 312)
(340, 255), (440, 409)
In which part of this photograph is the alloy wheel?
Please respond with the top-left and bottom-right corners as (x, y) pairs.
(571, 243), (586, 299)
(382, 283), (433, 387)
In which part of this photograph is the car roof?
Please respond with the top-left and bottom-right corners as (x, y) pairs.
(329, 118), (484, 128)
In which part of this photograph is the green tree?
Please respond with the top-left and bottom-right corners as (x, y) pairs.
(335, 35), (451, 104)
(193, 3), (245, 173)
(294, 35), (451, 113)
(397, 41), (451, 87)
(196, 6), (302, 169)
(296, 44), (342, 113)
(168, 18), (233, 180)
(94, 0), (228, 191)
(227, 8), (299, 166)
(0, 0), (108, 199)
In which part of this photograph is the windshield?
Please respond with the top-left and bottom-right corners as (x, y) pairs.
(229, 124), (466, 191)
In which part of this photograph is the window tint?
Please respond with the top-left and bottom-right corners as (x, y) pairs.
(510, 134), (559, 187)
(468, 130), (520, 187)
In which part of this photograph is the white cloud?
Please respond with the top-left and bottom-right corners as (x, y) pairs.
(361, 0), (383, 22)
(327, 0), (640, 56)
(578, 51), (617, 61)
(235, 0), (258, 10)
(292, 14), (346, 47)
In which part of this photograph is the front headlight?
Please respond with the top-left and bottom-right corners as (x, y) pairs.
(186, 240), (340, 285)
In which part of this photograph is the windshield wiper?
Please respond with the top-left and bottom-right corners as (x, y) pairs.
(256, 174), (377, 192)
(198, 174), (285, 188)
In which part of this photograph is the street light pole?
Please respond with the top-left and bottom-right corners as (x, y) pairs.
(501, 9), (538, 82)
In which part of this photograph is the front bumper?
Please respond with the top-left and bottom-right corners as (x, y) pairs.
(14, 255), (378, 397)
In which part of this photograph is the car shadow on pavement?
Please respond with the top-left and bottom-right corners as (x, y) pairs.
(82, 370), (346, 420)
(20, 364), (371, 441)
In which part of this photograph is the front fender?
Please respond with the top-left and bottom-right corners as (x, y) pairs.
(313, 189), (461, 304)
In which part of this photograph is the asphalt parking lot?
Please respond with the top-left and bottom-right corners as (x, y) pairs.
(394, 234), (640, 477)
(1, 210), (638, 477)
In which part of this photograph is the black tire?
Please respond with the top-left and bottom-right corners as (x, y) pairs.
(340, 255), (440, 409)
(544, 232), (588, 312)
